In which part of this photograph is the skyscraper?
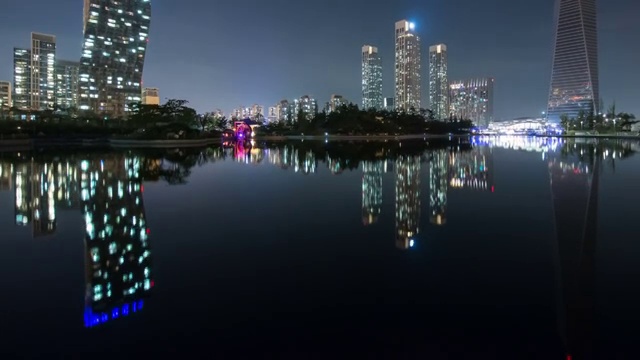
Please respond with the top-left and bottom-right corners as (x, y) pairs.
(429, 44), (448, 120)
(449, 78), (495, 127)
(362, 45), (383, 110)
(394, 20), (421, 112)
(79, 0), (152, 117)
(55, 60), (80, 110)
(547, 0), (599, 122)
(12, 33), (57, 111)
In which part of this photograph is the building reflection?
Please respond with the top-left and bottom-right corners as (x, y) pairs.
(429, 150), (449, 226)
(80, 156), (153, 328)
(361, 160), (384, 225)
(395, 155), (420, 250)
(548, 147), (599, 359)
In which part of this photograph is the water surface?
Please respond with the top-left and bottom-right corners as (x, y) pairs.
(1, 137), (639, 358)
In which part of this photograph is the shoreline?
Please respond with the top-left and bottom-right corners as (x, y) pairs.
(0, 133), (638, 150)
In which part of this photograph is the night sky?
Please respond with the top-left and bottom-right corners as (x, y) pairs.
(0, 0), (638, 119)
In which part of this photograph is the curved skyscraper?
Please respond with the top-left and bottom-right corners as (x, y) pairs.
(79, 0), (152, 118)
(547, 0), (599, 123)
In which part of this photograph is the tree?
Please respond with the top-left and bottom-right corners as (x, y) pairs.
(214, 116), (229, 131)
(194, 113), (214, 132)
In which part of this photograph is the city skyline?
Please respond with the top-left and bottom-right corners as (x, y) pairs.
(0, 0), (638, 119)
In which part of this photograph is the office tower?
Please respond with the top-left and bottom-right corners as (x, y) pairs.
(362, 160), (383, 225)
(383, 97), (395, 111)
(82, 155), (153, 327)
(429, 150), (448, 226)
(55, 60), (80, 110)
(429, 44), (448, 120)
(449, 78), (495, 127)
(394, 20), (421, 112)
(79, 0), (152, 117)
(395, 155), (420, 249)
(0, 81), (11, 119)
(294, 95), (318, 121)
(362, 45), (383, 110)
(142, 87), (160, 105)
(12, 33), (57, 111)
(547, 0), (599, 122)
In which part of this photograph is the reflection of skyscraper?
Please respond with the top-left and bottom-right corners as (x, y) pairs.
(395, 155), (420, 249)
(429, 150), (448, 226)
(0, 162), (12, 190)
(31, 162), (57, 238)
(547, 0), (599, 122)
(14, 163), (31, 226)
(448, 147), (494, 192)
(81, 156), (153, 327)
(362, 161), (383, 225)
(549, 149), (599, 359)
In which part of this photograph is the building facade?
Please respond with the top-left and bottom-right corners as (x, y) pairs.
(55, 60), (80, 110)
(384, 97), (394, 111)
(79, 0), (152, 117)
(449, 78), (495, 127)
(0, 81), (11, 110)
(327, 94), (347, 113)
(362, 45), (383, 110)
(142, 87), (160, 105)
(394, 20), (421, 112)
(12, 33), (57, 111)
(294, 95), (318, 121)
(547, 0), (599, 122)
(429, 44), (448, 120)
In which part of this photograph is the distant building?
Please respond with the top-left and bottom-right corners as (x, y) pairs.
(394, 20), (421, 112)
(429, 44), (448, 120)
(276, 100), (292, 123)
(449, 78), (494, 127)
(327, 94), (347, 113)
(547, 0), (599, 122)
(294, 95), (317, 121)
(384, 97), (394, 111)
(250, 104), (264, 121)
(55, 60), (80, 110)
(79, 0), (152, 117)
(362, 45), (383, 110)
(142, 88), (160, 106)
(0, 81), (11, 110)
(13, 33), (57, 111)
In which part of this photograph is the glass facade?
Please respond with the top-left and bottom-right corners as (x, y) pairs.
(79, 0), (152, 117)
(429, 44), (448, 120)
(12, 33), (57, 111)
(449, 78), (495, 127)
(547, 0), (599, 122)
(394, 20), (421, 112)
(55, 60), (80, 110)
(0, 81), (11, 111)
(361, 45), (383, 110)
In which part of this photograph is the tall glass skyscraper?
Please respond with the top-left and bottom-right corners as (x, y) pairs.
(79, 0), (152, 117)
(547, 0), (599, 122)
(429, 44), (448, 120)
(449, 78), (495, 127)
(361, 45), (383, 110)
(394, 20), (421, 112)
(55, 60), (80, 110)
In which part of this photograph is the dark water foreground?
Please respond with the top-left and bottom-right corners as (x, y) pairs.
(0, 137), (639, 359)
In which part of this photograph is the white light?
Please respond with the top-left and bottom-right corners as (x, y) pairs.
(409, 240), (415, 247)
(409, 22), (415, 30)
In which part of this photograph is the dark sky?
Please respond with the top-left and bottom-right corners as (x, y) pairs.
(0, 0), (638, 119)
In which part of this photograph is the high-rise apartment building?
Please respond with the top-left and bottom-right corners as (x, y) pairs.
(362, 45), (383, 110)
(0, 81), (11, 110)
(79, 0), (152, 117)
(55, 60), (80, 110)
(394, 20), (421, 112)
(384, 97), (394, 111)
(449, 78), (495, 127)
(547, 0), (599, 122)
(429, 44), (448, 120)
(294, 95), (318, 121)
(12, 33), (57, 111)
(327, 94), (347, 113)
(142, 87), (160, 105)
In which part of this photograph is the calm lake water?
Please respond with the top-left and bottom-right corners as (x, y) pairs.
(1, 137), (639, 358)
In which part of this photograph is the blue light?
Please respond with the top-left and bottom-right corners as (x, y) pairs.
(84, 299), (146, 328)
